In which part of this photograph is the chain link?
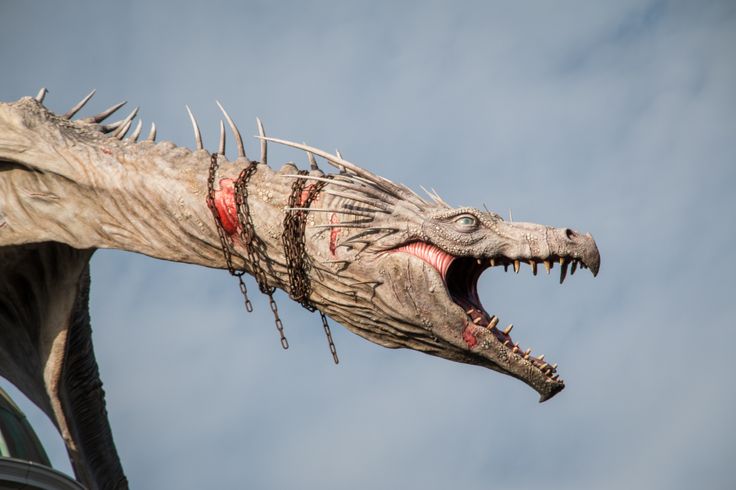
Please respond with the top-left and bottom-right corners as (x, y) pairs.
(208, 154), (337, 362)
(207, 153), (253, 312)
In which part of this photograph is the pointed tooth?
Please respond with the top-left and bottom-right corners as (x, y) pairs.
(551, 363), (558, 370)
(503, 324), (513, 335)
(489, 258), (496, 267)
(63, 89), (96, 119)
(559, 257), (566, 266)
(524, 349), (531, 359)
(146, 122), (157, 141)
(512, 346), (520, 354)
(513, 259), (520, 273)
(538, 354), (545, 361)
(503, 340), (511, 347)
(185, 105), (203, 150)
(35, 87), (48, 103)
(215, 101), (247, 160)
(540, 363), (548, 370)
(466, 308), (475, 315)
(531, 261), (537, 275)
(257, 117), (267, 165)
(473, 317), (482, 325)
(86, 100), (126, 124)
(571, 260), (578, 275)
(544, 260), (552, 274)
(477, 258), (483, 265)
(488, 317), (499, 329)
(560, 260), (569, 284)
(336, 149), (344, 159)
(552, 374), (559, 381)
(128, 120), (143, 142)
(218, 120), (226, 155)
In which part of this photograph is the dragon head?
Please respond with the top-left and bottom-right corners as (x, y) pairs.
(269, 138), (600, 402)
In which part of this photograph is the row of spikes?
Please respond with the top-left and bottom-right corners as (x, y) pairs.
(37, 88), (434, 212)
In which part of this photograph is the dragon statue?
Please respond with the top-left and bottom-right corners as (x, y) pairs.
(0, 89), (600, 489)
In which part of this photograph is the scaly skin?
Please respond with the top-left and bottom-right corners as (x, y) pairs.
(0, 91), (599, 488)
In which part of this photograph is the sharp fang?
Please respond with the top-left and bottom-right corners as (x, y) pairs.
(571, 260), (578, 275)
(538, 354), (545, 361)
(544, 260), (552, 274)
(540, 363), (548, 370)
(512, 346), (520, 354)
(490, 258), (496, 267)
(503, 340), (511, 346)
(531, 261), (537, 275)
(524, 349), (531, 359)
(559, 257), (565, 266)
(466, 308), (474, 315)
(503, 324), (513, 335)
(552, 363), (558, 369)
(488, 317), (499, 329)
(560, 260), (569, 284)
(473, 317), (482, 324)
(477, 258), (482, 265)
(513, 259), (520, 273)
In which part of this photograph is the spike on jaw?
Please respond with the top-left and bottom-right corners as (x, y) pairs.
(63, 89), (96, 119)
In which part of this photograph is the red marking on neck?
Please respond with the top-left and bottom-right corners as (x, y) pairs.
(214, 178), (239, 235)
(329, 213), (341, 255)
(462, 322), (478, 348)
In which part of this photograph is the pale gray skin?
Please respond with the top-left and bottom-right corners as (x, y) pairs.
(0, 91), (599, 489)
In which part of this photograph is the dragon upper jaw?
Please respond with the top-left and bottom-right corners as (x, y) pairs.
(392, 240), (599, 402)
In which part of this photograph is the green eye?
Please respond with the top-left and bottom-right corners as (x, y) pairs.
(455, 215), (477, 228)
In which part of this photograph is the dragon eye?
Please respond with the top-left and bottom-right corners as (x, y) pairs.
(454, 215), (478, 230)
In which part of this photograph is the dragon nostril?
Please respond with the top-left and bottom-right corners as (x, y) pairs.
(565, 228), (576, 240)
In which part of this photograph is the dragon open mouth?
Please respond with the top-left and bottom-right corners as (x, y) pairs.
(393, 241), (596, 391)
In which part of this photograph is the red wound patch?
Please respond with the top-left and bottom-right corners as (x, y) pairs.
(214, 178), (239, 235)
(329, 212), (340, 255)
(462, 323), (478, 348)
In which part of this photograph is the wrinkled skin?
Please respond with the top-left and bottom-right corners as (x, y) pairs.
(0, 91), (599, 488)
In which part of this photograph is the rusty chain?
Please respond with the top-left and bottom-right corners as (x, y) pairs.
(207, 154), (338, 362)
(207, 153), (253, 313)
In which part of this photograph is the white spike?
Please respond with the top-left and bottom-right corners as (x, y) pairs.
(63, 89), (96, 119)
(215, 101), (246, 159)
(146, 122), (157, 141)
(185, 105), (203, 150)
(34, 87), (48, 103)
(128, 120), (143, 142)
(218, 120), (226, 155)
(257, 117), (267, 165)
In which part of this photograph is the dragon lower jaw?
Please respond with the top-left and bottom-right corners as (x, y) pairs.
(393, 241), (599, 401)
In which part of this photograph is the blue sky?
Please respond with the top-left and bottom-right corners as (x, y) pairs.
(1, 1), (735, 488)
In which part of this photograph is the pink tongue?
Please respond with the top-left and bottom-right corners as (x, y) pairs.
(392, 242), (455, 280)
